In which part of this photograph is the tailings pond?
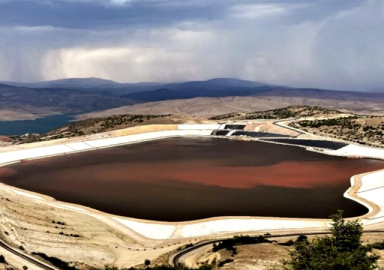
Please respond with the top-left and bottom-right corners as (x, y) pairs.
(1, 138), (383, 221)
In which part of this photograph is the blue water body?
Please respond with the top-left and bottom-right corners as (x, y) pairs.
(0, 115), (74, 136)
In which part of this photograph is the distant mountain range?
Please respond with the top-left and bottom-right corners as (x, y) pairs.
(0, 78), (281, 96)
(0, 83), (135, 121)
(0, 77), (166, 96)
(1, 77), (383, 121)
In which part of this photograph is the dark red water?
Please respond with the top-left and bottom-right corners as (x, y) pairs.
(1, 138), (383, 221)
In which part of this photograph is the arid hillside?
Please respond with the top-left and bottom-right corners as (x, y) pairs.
(290, 116), (384, 147)
(0, 84), (135, 121)
(210, 105), (343, 120)
(5, 105), (383, 147)
(2, 77), (384, 121)
(78, 96), (384, 120)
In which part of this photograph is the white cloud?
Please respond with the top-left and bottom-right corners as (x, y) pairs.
(108, 0), (132, 6)
(230, 4), (287, 19)
(40, 28), (217, 82)
(311, 0), (384, 90)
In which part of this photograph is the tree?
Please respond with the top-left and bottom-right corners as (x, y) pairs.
(0, 255), (5, 264)
(144, 259), (151, 267)
(283, 211), (379, 270)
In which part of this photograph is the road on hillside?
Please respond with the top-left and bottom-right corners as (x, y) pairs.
(0, 239), (56, 270)
(170, 230), (384, 266)
(273, 120), (306, 135)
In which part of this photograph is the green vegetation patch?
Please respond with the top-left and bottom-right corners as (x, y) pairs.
(210, 106), (341, 121)
(290, 115), (384, 147)
(283, 211), (379, 270)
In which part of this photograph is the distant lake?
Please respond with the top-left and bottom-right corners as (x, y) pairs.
(0, 115), (74, 136)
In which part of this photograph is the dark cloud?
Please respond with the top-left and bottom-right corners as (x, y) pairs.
(0, 0), (363, 30)
(0, 0), (230, 30)
(0, 0), (383, 91)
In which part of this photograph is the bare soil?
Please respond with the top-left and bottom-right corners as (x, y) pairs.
(77, 96), (384, 119)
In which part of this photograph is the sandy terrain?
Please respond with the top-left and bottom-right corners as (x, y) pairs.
(244, 122), (301, 137)
(77, 96), (384, 119)
(0, 185), (192, 269)
(0, 186), (132, 268)
(0, 246), (45, 270)
(0, 142), (12, 148)
(113, 124), (178, 136)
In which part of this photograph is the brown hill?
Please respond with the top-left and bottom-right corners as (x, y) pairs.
(78, 96), (384, 120)
(0, 135), (13, 142)
(0, 84), (135, 120)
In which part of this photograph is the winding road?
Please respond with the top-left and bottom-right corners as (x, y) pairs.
(169, 230), (384, 266)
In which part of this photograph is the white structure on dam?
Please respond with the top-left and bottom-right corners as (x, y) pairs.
(0, 123), (384, 240)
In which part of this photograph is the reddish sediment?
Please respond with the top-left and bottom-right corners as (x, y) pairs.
(1, 138), (383, 221)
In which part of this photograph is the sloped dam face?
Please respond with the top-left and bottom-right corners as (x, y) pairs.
(1, 138), (384, 222)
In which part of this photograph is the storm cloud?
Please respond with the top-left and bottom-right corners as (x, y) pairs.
(0, 0), (383, 90)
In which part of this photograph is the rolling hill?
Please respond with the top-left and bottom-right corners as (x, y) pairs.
(1, 77), (278, 97)
(1, 77), (384, 121)
(0, 78), (165, 96)
(0, 84), (135, 120)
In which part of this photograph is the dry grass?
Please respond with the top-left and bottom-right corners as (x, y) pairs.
(290, 115), (384, 147)
(77, 96), (384, 120)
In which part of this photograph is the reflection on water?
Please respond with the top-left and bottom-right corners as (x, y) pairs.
(1, 138), (383, 221)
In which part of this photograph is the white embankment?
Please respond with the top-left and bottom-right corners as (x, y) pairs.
(1, 124), (384, 240)
(355, 170), (384, 224)
(0, 127), (214, 164)
(334, 145), (384, 159)
(112, 217), (328, 240)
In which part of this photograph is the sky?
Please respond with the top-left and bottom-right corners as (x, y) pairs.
(0, 0), (383, 91)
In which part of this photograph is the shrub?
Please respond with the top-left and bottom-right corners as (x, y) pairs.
(283, 211), (379, 270)
(213, 235), (271, 252)
(32, 252), (77, 270)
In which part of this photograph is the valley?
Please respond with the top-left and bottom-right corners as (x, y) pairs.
(0, 80), (384, 270)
